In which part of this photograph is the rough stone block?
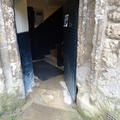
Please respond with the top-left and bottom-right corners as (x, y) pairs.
(108, 0), (120, 6)
(103, 39), (119, 49)
(108, 9), (120, 22)
(102, 50), (118, 68)
(106, 24), (120, 40)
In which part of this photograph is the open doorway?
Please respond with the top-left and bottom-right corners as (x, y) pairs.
(27, 0), (64, 81)
(14, 0), (79, 102)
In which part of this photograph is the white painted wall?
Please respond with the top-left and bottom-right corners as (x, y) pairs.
(14, 0), (29, 33)
(14, 0), (65, 33)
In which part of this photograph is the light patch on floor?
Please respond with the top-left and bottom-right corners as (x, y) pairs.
(60, 81), (72, 105)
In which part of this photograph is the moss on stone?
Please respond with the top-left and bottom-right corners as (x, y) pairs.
(76, 104), (120, 120)
(77, 109), (104, 120)
(0, 92), (25, 116)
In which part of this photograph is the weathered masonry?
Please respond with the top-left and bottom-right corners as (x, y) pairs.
(0, 0), (120, 120)
(77, 0), (120, 119)
(0, 0), (25, 115)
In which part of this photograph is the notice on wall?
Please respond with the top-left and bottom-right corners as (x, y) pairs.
(64, 14), (69, 28)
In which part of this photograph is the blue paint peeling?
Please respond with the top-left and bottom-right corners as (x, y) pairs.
(17, 32), (34, 95)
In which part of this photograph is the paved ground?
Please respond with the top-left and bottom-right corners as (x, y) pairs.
(0, 75), (82, 120)
(17, 103), (81, 120)
(16, 75), (82, 120)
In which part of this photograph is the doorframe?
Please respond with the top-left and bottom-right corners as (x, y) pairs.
(13, 0), (80, 101)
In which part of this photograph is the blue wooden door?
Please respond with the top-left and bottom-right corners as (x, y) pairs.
(17, 32), (34, 95)
(63, 0), (79, 101)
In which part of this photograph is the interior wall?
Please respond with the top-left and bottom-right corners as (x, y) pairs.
(14, 0), (65, 33)
(14, 0), (29, 33)
(27, 0), (65, 21)
(31, 8), (63, 61)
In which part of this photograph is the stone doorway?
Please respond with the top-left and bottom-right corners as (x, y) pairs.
(1, 0), (120, 119)
(14, 0), (79, 103)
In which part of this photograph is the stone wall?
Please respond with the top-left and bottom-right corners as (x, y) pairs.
(77, 0), (120, 119)
(0, 0), (120, 118)
(0, 0), (25, 115)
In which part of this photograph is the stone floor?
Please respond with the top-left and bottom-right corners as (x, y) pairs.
(0, 56), (82, 120)
(16, 75), (82, 120)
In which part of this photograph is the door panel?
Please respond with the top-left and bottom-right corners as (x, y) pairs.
(63, 0), (79, 101)
(17, 32), (34, 95)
